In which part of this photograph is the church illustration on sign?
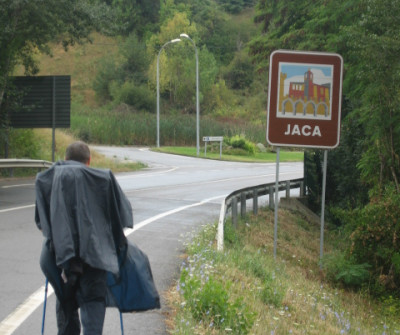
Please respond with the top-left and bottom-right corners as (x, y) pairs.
(277, 63), (333, 120)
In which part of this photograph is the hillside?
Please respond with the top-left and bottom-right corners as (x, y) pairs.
(34, 33), (120, 107)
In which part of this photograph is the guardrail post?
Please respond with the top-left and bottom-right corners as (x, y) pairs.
(300, 181), (305, 196)
(253, 189), (258, 215)
(217, 201), (227, 251)
(240, 192), (246, 218)
(286, 181), (290, 198)
(232, 197), (238, 228)
(269, 186), (274, 209)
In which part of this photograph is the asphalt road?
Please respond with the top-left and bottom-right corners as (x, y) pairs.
(0, 146), (303, 334)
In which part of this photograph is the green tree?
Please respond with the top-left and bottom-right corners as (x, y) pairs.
(148, 11), (219, 114)
(342, 0), (400, 193)
(249, 0), (359, 71)
(249, 0), (367, 207)
(119, 33), (150, 84)
(217, 0), (256, 14)
(159, 0), (190, 24)
(93, 33), (155, 111)
(107, 0), (160, 36)
(223, 50), (255, 89)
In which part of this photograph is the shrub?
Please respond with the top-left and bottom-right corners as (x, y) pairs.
(346, 185), (400, 293)
(224, 135), (256, 155)
(109, 81), (155, 112)
(0, 129), (40, 159)
(323, 252), (371, 288)
(0, 129), (42, 177)
(92, 56), (119, 101)
(223, 50), (255, 89)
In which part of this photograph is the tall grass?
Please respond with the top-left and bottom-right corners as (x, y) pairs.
(71, 102), (267, 146)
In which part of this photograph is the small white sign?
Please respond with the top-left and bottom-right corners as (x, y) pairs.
(203, 136), (223, 142)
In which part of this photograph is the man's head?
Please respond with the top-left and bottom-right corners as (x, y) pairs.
(65, 141), (91, 165)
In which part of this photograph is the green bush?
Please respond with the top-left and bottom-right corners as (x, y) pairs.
(0, 129), (40, 159)
(109, 81), (155, 112)
(0, 129), (42, 177)
(223, 50), (255, 90)
(92, 56), (120, 101)
(224, 135), (256, 155)
(345, 186), (400, 293)
(323, 252), (371, 288)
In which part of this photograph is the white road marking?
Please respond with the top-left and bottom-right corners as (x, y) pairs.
(0, 205), (35, 213)
(116, 166), (178, 179)
(0, 195), (226, 334)
(123, 194), (226, 237)
(1, 184), (34, 189)
(0, 285), (54, 335)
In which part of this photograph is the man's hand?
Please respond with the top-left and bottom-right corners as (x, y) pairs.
(61, 269), (68, 283)
(61, 269), (79, 286)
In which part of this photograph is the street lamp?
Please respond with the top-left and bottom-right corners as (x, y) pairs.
(179, 33), (200, 156)
(157, 38), (181, 148)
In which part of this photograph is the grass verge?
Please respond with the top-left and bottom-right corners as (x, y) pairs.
(167, 208), (400, 334)
(153, 146), (303, 163)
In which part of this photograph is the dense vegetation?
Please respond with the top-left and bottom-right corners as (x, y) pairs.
(1, 0), (400, 300)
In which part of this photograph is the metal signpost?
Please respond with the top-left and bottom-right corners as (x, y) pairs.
(267, 50), (343, 262)
(203, 136), (223, 158)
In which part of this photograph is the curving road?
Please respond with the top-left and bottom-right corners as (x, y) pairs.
(0, 146), (303, 334)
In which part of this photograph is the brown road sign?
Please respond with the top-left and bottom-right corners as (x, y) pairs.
(267, 50), (343, 149)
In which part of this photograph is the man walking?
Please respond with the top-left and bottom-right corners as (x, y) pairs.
(35, 141), (133, 334)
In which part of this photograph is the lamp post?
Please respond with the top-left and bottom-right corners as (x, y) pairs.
(157, 38), (181, 148)
(179, 33), (200, 156)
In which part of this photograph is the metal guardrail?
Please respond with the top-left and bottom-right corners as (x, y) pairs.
(0, 159), (53, 173)
(217, 178), (304, 251)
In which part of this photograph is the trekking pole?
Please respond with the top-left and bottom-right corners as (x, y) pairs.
(41, 279), (49, 335)
(119, 312), (124, 335)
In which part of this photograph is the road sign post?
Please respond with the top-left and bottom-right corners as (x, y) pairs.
(267, 50), (343, 263)
(203, 136), (223, 158)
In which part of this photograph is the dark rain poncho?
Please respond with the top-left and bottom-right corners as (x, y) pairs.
(35, 160), (132, 275)
(35, 160), (160, 311)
